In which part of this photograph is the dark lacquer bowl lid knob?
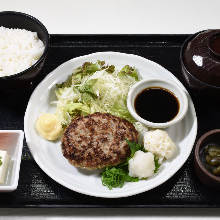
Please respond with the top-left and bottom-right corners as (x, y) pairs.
(183, 29), (220, 87)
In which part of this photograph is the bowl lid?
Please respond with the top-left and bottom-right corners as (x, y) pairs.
(183, 29), (220, 87)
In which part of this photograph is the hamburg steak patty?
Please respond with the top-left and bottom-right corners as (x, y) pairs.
(61, 112), (138, 169)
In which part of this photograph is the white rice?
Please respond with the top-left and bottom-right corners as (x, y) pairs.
(0, 26), (45, 77)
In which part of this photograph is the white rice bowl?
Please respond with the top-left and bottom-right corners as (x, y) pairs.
(0, 26), (45, 77)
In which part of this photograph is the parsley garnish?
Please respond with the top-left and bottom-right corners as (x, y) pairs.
(101, 167), (138, 190)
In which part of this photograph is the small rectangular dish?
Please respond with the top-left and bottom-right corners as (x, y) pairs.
(0, 130), (24, 192)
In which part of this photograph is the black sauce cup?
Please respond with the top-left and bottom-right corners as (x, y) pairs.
(0, 11), (49, 92)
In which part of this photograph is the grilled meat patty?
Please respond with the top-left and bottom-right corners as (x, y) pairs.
(61, 112), (138, 169)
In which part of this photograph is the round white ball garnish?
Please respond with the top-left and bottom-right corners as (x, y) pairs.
(129, 150), (155, 178)
(144, 129), (177, 160)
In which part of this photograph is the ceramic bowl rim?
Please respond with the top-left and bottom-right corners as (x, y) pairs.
(127, 78), (189, 128)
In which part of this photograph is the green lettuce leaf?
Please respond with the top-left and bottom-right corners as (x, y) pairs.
(110, 102), (136, 123)
(118, 65), (139, 80)
(55, 61), (140, 128)
(56, 74), (73, 88)
(78, 79), (98, 99)
(65, 103), (90, 117)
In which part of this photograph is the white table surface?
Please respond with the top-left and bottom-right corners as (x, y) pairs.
(1, 0), (220, 219)
(1, 0), (220, 34)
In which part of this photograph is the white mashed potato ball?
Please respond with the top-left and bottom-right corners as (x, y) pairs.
(129, 151), (155, 178)
(144, 129), (177, 160)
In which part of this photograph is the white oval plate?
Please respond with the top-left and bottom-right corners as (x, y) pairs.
(24, 52), (197, 198)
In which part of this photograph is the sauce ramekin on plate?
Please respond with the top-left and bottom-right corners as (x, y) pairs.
(127, 78), (188, 128)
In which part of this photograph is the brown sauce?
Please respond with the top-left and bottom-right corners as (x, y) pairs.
(134, 87), (179, 123)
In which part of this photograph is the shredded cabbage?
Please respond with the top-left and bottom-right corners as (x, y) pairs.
(55, 61), (139, 128)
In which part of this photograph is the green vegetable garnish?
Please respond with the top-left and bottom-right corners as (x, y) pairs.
(54, 61), (139, 127)
(154, 156), (161, 173)
(106, 65), (115, 73)
(118, 65), (139, 80)
(101, 167), (138, 190)
(78, 79), (98, 99)
(101, 140), (143, 189)
(72, 62), (100, 84)
(65, 103), (91, 117)
(56, 74), (73, 88)
(56, 62), (101, 88)
(0, 156), (2, 166)
(101, 140), (161, 189)
(82, 62), (100, 74)
(97, 60), (105, 67)
(118, 140), (146, 168)
(127, 140), (146, 158)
